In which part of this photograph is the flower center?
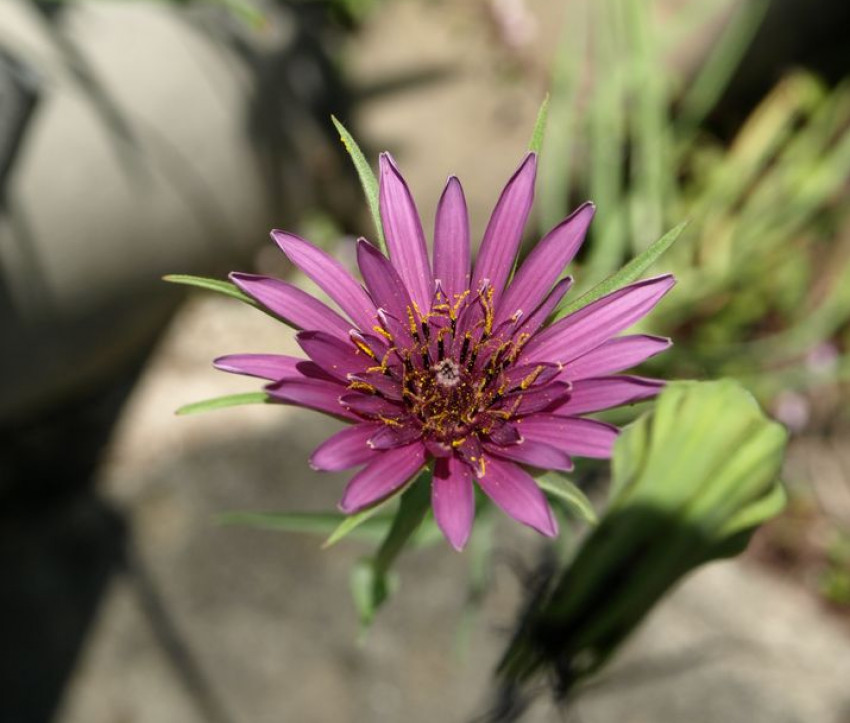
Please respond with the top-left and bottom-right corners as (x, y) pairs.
(433, 359), (461, 388)
(397, 287), (527, 441)
(346, 284), (555, 451)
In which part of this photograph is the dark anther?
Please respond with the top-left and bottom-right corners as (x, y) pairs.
(460, 336), (471, 364)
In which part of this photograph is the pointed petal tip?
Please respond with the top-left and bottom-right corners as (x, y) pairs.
(447, 534), (469, 552)
(379, 151), (400, 173)
(269, 228), (290, 245)
(540, 509), (559, 538)
(438, 518), (473, 553)
(269, 229), (312, 257)
(337, 498), (358, 514)
(441, 174), (466, 196)
(518, 151), (538, 175)
(212, 355), (251, 374)
(356, 236), (383, 261)
(655, 272), (677, 287)
(228, 270), (257, 289)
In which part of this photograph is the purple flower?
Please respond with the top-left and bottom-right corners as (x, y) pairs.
(216, 153), (674, 550)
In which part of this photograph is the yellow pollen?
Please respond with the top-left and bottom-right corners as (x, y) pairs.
(520, 365), (544, 390)
(352, 338), (376, 358)
(348, 380), (376, 393)
(373, 325), (393, 340)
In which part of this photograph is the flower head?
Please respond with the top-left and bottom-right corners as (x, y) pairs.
(216, 152), (674, 550)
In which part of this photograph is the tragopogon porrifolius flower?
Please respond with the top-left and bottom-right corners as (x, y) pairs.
(214, 152), (674, 549)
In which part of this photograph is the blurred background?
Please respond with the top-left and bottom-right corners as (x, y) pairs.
(1, 0), (849, 721)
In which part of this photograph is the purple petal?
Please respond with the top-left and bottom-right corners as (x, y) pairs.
(454, 435), (485, 477)
(213, 354), (302, 381)
(368, 423), (422, 450)
(471, 153), (537, 304)
(502, 381), (572, 416)
(339, 392), (405, 418)
(271, 231), (376, 332)
(476, 456), (558, 537)
(497, 202), (594, 324)
(486, 420), (522, 446)
(551, 376), (664, 415)
(310, 424), (383, 471)
(297, 330), (371, 382)
(266, 378), (357, 420)
(517, 414), (619, 459)
(379, 154), (433, 310)
(424, 438), (454, 458)
(500, 363), (561, 392)
(562, 334), (672, 380)
(484, 439), (573, 472)
(433, 176), (470, 300)
(230, 273), (353, 339)
(350, 330), (391, 362)
(356, 239), (416, 334)
(522, 275), (675, 366)
(518, 277), (573, 337)
(432, 456), (475, 551)
(339, 443), (427, 512)
(348, 370), (404, 400)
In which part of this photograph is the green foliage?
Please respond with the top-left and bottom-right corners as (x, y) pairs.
(175, 392), (268, 415)
(819, 531), (850, 607)
(535, 472), (598, 525)
(538, 2), (587, 232)
(553, 220), (687, 320)
(217, 510), (394, 543)
(350, 470), (432, 627)
(331, 115), (387, 253)
(539, 0), (850, 400)
(497, 380), (787, 692)
(527, 95), (550, 155)
(163, 274), (256, 306)
(323, 502), (394, 548)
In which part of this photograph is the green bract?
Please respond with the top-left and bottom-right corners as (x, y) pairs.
(498, 379), (787, 693)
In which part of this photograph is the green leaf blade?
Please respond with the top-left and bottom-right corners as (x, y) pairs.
(351, 470), (432, 628)
(331, 115), (386, 253)
(555, 220), (687, 321)
(163, 274), (257, 306)
(217, 510), (393, 542)
(528, 94), (550, 154)
(536, 473), (598, 525)
(323, 500), (392, 548)
(176, 392), (268, 416)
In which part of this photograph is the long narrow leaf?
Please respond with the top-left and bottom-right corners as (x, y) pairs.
(163, 274), (256, 306)
(538, 0), (587, 232)
(677, 0), (769, 137)
(176, 392), (268, 416)
(331, 115), (386, 253)
(352, 470), (432, 627)
(584, 0), (629, 282)
(528, 94), (550, 154)
(323, 499), (393, 548)
(624, 0), (669, 252)
(536, 473), (598, 524)
(554, 220), (687, 320)
(217, 510), (393, 542)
